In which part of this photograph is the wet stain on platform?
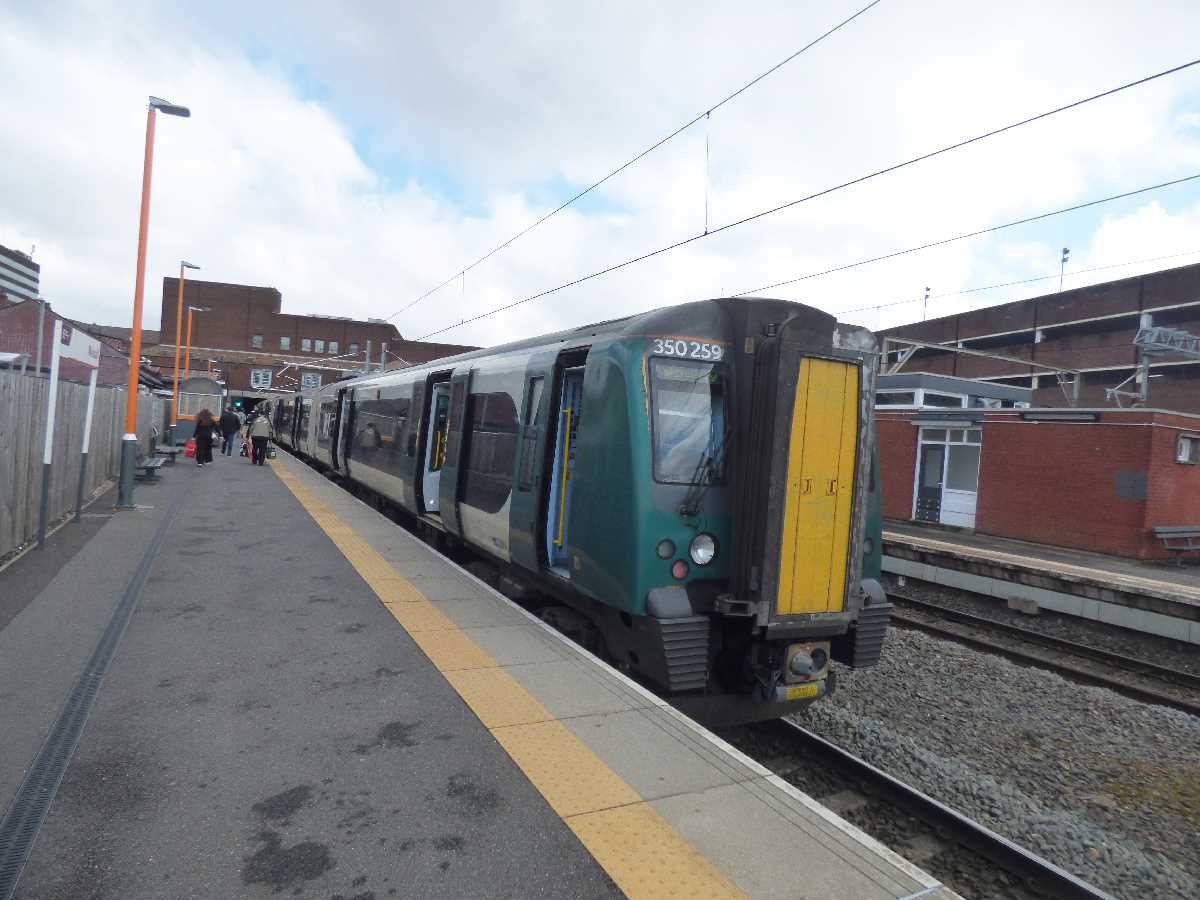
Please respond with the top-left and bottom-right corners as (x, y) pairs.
(242, 830), (333, 892)
(354, 721), (420, 754)
(445, 773), (501, 814)
(253, 785), (313, 822)
(342, 623), (366, 634)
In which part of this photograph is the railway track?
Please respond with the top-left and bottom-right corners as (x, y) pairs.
(749, 719), (1114, 900)
(888, 592), (1200, 718)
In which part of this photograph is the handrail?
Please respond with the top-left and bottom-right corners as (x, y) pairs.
(554, 408), (572, 547)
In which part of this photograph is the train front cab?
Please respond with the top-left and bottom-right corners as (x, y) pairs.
(590, 303), (889, 725)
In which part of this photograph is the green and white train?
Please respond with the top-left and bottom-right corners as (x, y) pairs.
(266, 296), (889, 725)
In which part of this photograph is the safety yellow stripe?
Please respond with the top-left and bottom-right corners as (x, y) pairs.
(271, 461), (746, 900)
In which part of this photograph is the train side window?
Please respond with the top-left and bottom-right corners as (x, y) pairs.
(518, 376), (545, 491)
(464, 392), (518, 512)
(444, 382), (466, 469)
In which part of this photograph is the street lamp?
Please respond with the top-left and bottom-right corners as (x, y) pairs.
(183, 305), (210, 382)
(168, 260), (201, 445)
(117, 95), (191, 509)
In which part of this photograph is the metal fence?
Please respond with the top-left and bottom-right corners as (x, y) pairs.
(0, 370), (164, 559)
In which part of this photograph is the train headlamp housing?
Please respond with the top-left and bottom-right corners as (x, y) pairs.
(689, 533), (717, 566)
(863, 537), (875, 556)
(656, 539), (676, 560)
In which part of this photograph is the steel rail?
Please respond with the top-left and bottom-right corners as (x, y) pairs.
(774, 720), (1114, 900)
(888, 593), (1200, 717)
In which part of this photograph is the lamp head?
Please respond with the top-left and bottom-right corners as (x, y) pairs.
(181, 261), (200, 270)
(149, 96), (190, 118)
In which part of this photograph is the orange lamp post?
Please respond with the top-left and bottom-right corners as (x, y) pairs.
(168, 260), (200, 445)
(117, 96), (190, 508)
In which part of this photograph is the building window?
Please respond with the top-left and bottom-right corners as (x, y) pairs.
(300, 372), (322, 390)
(280, 336), (291, 351)
(1178, 434), (1200, 464)
(301, 338), (312, 352)
(251, 334), (264, 349)
(328, 340), (339, 355)
(876, 391), (916, 408)
(349, 342), (359, 355)
(315, 339), (326, 353)
(250, 368), (273, 390)
(921, 391), (966, 408)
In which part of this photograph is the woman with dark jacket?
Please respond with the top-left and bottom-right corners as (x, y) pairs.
(193, 409), (218, 467)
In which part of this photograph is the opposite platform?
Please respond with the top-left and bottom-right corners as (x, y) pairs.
(0, 448), (953, 898)
(884, 521), (1200, 644)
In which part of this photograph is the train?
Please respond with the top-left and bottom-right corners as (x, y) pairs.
(262, 296), (889, 725)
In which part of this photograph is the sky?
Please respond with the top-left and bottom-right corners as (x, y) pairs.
(2, 0), (1200, 347)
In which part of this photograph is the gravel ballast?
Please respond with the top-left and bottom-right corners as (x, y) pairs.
(791, 628), (1200, 900)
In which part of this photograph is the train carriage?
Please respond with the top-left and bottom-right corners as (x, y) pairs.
(276, 297), (888, 724)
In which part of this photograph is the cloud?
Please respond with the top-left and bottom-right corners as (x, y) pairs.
(1, 0), (1199, 348)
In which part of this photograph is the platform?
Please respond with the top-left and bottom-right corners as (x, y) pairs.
(884, 521), (1200, 645)
(0, 451), (953, 899)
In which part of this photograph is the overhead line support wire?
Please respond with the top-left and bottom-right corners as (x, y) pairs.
(388, 0), (887, 322)
(419, 173), (1200, 340)
(834, 247), (1200, 317)
(731, 174), (1200, 298)
(415, 57), (1199, 338)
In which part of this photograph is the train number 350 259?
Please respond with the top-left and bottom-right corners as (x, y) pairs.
(652, 338), (725, 360)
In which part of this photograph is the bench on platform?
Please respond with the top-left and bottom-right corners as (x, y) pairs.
(154, 446), (181, 465)
(136, 457), (167, 481)
(1153, 526), (1200, 565)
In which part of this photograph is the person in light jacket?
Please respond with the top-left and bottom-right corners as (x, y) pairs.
(247, 412), (274, 466)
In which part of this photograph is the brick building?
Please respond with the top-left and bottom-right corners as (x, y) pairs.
(877, 405), (1200, 559)
(877, 261), (1200, 412)
(0, 299), (161, 387)
(141, 278), (474, 403)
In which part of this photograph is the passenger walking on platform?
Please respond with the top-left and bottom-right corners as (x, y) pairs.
(247, 412), (274, 466)
(193, 409), (218, 467)
(219, 405), (241, 456)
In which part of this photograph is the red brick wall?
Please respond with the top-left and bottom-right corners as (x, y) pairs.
(877, 409), (1200, 559)
(877, 416), (918, 520)
(160, 278), (401, 360)
(1144, 415), (1200, 533)
(974, 416), (1154, 557)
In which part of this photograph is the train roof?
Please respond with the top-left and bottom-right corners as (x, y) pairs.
(310, 296), (853, 395)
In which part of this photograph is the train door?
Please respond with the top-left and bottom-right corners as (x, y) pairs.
(914, 443), (944, 523)
(545, 366), (584, 577)
(438, 371), (471, 536)
(421, 382), (452, 513)
(331, 388), (351, 472)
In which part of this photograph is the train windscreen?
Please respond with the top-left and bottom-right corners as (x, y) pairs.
(649, 358), (726, 485)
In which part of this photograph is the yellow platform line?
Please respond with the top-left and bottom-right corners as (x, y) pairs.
(271, 459), (746, 899)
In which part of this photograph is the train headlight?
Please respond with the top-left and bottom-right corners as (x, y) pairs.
(656, 539), (676, 560)
(863, 537), (875, 556)
(689, 533), (717, 566)
(671, 560), (689, 580)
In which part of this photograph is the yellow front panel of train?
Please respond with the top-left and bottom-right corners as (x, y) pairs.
(776, 358), (859, 616)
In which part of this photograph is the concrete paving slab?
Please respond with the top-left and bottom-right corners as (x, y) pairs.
(9, 457), (618, 900)
(503, 659), (647, 720)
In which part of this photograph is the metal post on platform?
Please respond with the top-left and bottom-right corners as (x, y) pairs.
(365, 340), (372, 373)
(117, 96), (190, 510)
(74, 367), (99, 522)
(169, 261), (200, 446)
(37, 320), (64, 547)
(34, 297), (46, 374)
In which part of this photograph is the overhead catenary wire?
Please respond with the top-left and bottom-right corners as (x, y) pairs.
(415, 58), (1200, 338)
(420, 173), (1200, 339)
(388, 0), (887, 322)
(730, 174), (1200, 298)
(833, 247), (1200, 317)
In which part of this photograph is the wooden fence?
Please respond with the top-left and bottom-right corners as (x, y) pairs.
(0, 370), (166, 559)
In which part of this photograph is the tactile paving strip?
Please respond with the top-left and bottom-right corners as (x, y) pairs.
(270, 457), (747, 899)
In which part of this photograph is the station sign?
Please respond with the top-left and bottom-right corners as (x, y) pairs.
(58, 322), (102, 369)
